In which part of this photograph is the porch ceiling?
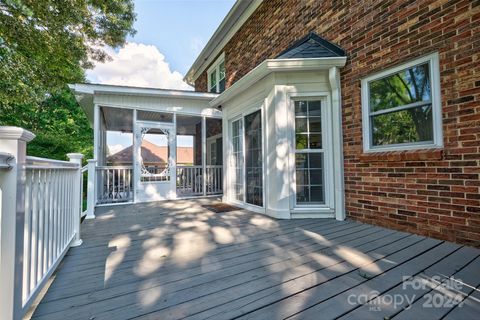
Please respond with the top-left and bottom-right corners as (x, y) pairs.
(101, 106), (133, 132)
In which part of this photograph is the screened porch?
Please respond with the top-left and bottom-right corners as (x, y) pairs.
(95, 106), (223, 205)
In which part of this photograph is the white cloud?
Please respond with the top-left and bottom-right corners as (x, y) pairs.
(87, 42), (192, 91)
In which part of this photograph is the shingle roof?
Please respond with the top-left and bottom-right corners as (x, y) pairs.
(107, 140), (194, 165)
(276, 32), (346, 59)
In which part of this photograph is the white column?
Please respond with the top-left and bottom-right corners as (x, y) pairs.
(85, 159), (97, 219)
(329, 67), (346, 221)
(202, 117), (207, 196)
(0, 126), (35, 320)
(67, 153), (84, 247)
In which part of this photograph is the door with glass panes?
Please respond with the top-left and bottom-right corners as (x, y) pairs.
(230, 109), (263, 208)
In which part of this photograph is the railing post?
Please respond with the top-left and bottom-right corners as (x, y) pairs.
(67, 153), (83, 247)
(85, 159), (97, 219)
(0, 126), (35, 320)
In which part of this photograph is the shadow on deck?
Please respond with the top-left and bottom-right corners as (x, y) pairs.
(30, 199), (480, 320)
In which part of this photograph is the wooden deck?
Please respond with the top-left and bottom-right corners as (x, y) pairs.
(30, 199), (480, 320)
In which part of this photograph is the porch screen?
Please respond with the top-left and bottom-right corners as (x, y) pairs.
(294, 100), (325, 204)
(244, 110), (263, 207)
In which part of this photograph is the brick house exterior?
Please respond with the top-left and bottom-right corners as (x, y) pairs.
(190, 0), (480, 246)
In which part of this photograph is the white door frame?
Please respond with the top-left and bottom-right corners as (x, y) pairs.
(134, 120), (176, 202)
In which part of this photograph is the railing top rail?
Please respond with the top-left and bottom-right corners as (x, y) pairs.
(96, 165), (133, 170)
(26, 156), (78, 168)
(205, 165), (223, 168)
(0, 152), (14, 170)
(177, 165), (203, 169)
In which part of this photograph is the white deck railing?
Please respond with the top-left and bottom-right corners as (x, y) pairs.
(176, 165), (223, 197)
(22, 156), (83, 309)
(205, 165), (223, 195)
(0, 127), (84, 320)
(177, 165), (203, 196)
(96, 165), (133, 204)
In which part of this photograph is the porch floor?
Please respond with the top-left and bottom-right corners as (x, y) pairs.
(31, 200), (480, 320)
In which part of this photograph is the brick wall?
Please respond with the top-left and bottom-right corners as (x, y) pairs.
(194, 0), (480, 246)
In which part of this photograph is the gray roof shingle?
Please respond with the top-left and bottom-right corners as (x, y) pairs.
(276, 32), (346, 59)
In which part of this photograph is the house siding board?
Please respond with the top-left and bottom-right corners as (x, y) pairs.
(194, 0), (480, 246)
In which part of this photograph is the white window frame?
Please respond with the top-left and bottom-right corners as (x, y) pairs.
(361, 52), (443, 152)
(287, 93), (334, 212)
(207, 53), (225, 93)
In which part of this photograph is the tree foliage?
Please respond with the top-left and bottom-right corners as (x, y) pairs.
(0, 0), (136, 106)
(0, 88), (94, 161)
(0, 0), (136, 160)
(369, 63), (433, 146)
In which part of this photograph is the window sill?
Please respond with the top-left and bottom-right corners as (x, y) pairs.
(359, 148), (443, 162)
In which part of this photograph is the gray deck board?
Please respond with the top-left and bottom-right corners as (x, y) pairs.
(30, 199), (480, 320)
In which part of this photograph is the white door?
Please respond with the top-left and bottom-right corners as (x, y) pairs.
(134, 121), (176, 202)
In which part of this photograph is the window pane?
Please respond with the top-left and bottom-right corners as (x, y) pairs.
(309, 117), (321, 133)
(372, 105), (433, 146)
(232, 119), (243, 202)
(309, 153), (323, 168)
(219, 78), (225, 93)
(310, 186), (324, 203)
(308, 100), (321, 116)
(296, 134), (308, 149)
(210, 71), (216, 86)
(209, 85), (216, 93)
(296, 185), (310, 203)
(219, 61), (225, 79)
(296, 170), (309, 185)
(369, 63), (431, 112)
(295, 101), (308, 116)
(309, 134), (322, 149)
(310, 169), (323, 185)
(295, 118), (307, 133)
(245, 110), (263, 207)
(295, 153), (308, 168)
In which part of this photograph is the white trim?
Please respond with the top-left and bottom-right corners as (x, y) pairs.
(329, 67), (346, 221)
(226, 104), (265, 211)
(0, 127), (35, 142)
(207, 53), (226, 93)
(185, 0), (263, 84)
(210, 57), (347, 108)
(361, 52), (443, 152)
(286, 93), (335, 213)
(69, 83), (218, 100)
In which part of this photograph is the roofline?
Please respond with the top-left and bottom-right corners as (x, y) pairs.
(68, 83), (218, 100)
(209, 57), (347, 108)
(184, 0), (263, 86)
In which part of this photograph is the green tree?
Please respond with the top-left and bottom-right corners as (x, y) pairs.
(0, 0), (136, 160)
(0, 88), (94, 160)
(0, 0), (136, 106)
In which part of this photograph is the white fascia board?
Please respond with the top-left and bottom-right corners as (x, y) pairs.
(69, 83), (218, 100)
(209, 57), (347, 108)
(184, 0), (263, 85)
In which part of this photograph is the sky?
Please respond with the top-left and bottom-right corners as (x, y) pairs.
(87, 0), (235, 91)
(90, 0), (235, 153)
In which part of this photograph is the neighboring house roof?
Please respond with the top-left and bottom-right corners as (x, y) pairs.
(276, 32), (346, 59)
(107, 140), (194, 164)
